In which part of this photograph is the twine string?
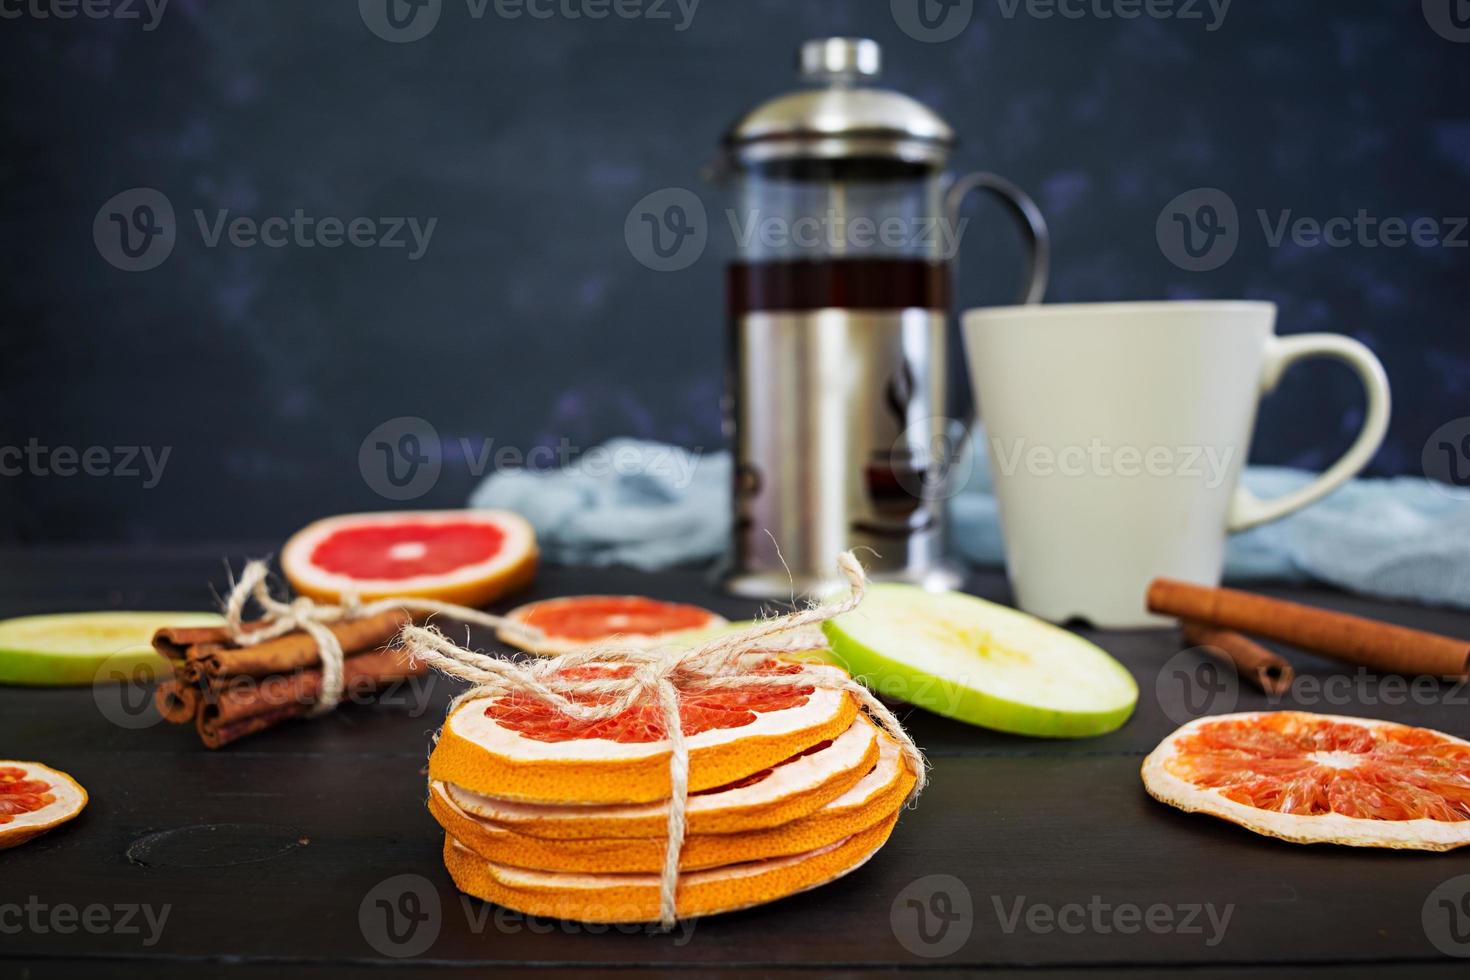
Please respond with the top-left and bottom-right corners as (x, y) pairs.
(220, 560), (548, 715)
(397, 550), (928, 929)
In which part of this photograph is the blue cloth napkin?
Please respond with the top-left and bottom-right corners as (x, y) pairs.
(468, 438), (731, 572)
(470, 437), (1470, 609)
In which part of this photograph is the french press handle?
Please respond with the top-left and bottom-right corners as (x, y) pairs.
(943, 172), (1049, 447)
(944, 171), (1050, 305)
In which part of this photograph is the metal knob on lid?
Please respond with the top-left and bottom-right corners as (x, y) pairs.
(724, 37), (954, 167)
(799, 37), (881, 84)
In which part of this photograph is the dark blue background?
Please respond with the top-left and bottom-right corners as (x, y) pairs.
(2, 0), (1466, 544)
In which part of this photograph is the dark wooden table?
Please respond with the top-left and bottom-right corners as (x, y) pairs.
(4, 545), (1470, 978)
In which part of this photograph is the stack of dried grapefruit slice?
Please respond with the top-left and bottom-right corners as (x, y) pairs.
(427, 660), (917, 922)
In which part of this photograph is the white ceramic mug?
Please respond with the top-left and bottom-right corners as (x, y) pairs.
(961, 301), (1391, 628)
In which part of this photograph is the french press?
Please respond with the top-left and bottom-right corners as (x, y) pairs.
(720, 38), (1050, 598)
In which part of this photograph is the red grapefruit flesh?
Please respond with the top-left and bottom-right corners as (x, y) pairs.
(429, 662), (859, 804)
(1142, 711), (1470, 850)
(0, 762), (88, 850)
(498, 595), (723, 655)
(281, 510), (537, 608)
(484, 662), (811, 743)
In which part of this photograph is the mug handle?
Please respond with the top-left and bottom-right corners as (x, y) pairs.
(1226, 333), (1392, 532)
(944, 172), (1050, 305)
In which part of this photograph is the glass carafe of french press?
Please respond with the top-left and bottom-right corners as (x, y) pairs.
(722, 38), (1048, 598)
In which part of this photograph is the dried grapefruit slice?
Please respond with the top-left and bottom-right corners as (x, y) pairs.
(0, 761), (87, 850)
(497, 595), (724, 656)
(281, 510), (536, 607)
(1142, 711), (1470, 850)
(441, 714), (880, 838)
(430, 728), (914, 873)
(429, 662), (859, 804)
(442, 807), (900, 923)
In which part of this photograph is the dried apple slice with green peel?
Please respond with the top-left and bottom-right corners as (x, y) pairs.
(0, 611), (223, 687)
(823, 585), (1137, 737)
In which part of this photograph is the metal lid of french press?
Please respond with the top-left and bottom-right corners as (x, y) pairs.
(725, 38), (955, 167)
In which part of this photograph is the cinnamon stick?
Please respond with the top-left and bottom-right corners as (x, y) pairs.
(152, 605), (426, 747)
(154, 609), (410, 679)
(1148, 579), (1470, 678)
(201, 648), (426, 727)
(154, 679), (202, 724)
(152, 621), (267, 660)
(1181, 621), (1294, 695)
(198, 703), (307, 750)
(193, 649), (427, 748)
